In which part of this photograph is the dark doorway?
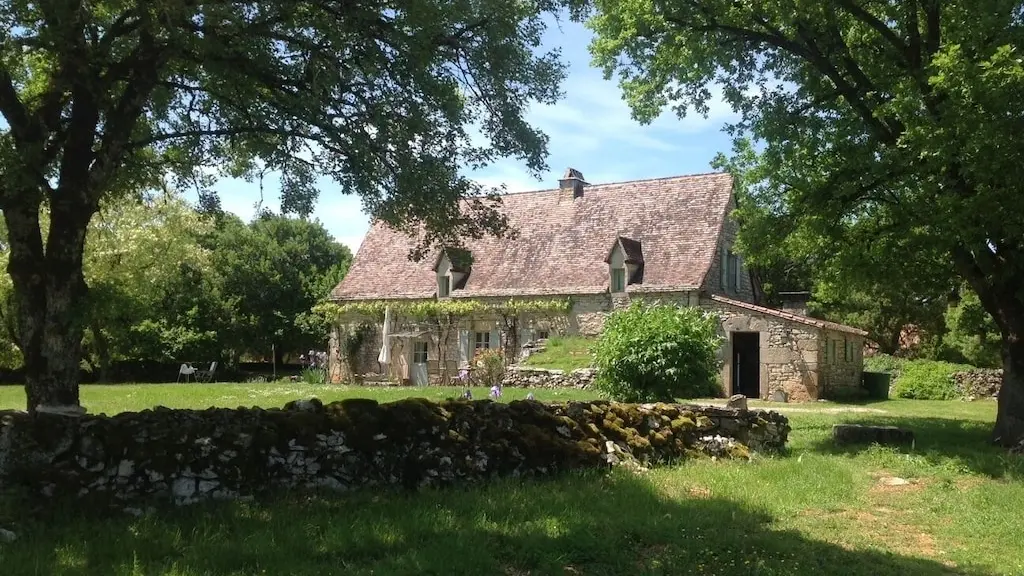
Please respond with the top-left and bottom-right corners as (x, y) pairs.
(732, 332), (760, 397)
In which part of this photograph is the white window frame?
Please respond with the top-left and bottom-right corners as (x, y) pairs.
(474, 331), (491, 350)
(438, 275), (451, 298)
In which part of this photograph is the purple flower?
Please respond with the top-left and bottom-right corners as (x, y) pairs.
(489, 385), (502, 399)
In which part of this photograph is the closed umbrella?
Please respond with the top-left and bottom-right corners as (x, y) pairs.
(377, 305), (392, 368)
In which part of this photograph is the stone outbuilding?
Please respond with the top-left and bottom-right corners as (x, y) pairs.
(328, 169), (868, 401)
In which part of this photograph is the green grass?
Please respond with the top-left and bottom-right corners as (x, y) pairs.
(1, 385), (1023, 575)
(0, 383), (595, 415)
(522, 336), (595, 371)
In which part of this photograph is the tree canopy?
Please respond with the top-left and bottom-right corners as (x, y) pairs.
(0, 0), (569, 410)
(583, 0), (1024, 445)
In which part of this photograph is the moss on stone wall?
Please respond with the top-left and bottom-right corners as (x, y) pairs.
(0, 399), (789, 506)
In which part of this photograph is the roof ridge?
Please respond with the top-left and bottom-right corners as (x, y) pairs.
(482, 170), (730, 198)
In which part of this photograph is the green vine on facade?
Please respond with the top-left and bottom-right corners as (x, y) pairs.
(315, 297), (573, 322)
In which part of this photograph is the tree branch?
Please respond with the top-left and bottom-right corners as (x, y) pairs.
(130, 127), (316, 148)
(0, 67), (37, 143)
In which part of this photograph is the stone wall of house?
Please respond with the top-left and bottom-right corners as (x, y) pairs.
(0, 399), (790, 506)
(700, 298), (823, 402)
(502, 366), (596, 389)
(952, 369), (1002, 400)
(818, 330), (865, 395)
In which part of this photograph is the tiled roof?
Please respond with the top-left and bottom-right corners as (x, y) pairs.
(331, 172), (734, 301)
(710, 295), (870, 336)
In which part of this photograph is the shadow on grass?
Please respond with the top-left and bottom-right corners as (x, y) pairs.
(0, 471), (987, 576)
(807, 414), (1023, 479)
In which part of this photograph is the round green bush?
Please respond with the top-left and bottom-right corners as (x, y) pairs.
(592, 301), (723, 402)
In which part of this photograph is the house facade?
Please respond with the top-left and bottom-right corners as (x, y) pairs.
(328, 169), (866, 401)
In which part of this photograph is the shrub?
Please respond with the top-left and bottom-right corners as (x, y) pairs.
(891, 359), (974, 400)
(473, 348), (505, 388)
(592, 301), (723, 402)
(864, 353), (903, 375)
(301, 367), (326, 385)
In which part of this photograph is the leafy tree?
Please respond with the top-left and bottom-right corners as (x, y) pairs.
(592, 301), (722, 402)
(209, 214), (352, 364)
(82, 193), (218, 377)
(585, 1), (1024, 445)
(0, 1), (567, 410)
(941, 284), (1002, 368)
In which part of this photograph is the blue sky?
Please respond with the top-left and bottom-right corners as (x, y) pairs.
(207, 17), (738, 253)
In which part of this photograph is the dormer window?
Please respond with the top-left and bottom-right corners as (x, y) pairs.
(433, 247), (472, 300)
(604, 236), (643, 293)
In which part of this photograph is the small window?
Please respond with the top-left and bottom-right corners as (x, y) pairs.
(474, 331), (491, 350)
(844, 339), (854, 362)
(829, 340), (837, 364)
(611, 268), (626, 293)
(537, 330), (550, 340)
(438, 275), (451, 297)
(413, 341), (428, 364)
(726, 251), (739, 292)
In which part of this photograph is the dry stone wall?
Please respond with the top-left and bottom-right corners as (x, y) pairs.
(502, 367), (596, 389)
(0, 399), (789, 506)
(952, 369), (1002, 400)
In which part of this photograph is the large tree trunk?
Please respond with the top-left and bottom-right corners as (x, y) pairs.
(953, 248), (1024, 447)
(993, 328), (1024, 447)
(4, 193), (94, 413)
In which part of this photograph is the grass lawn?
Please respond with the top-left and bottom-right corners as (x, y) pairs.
(1, 384), (1023, 575)
(522, 336), (595, 372)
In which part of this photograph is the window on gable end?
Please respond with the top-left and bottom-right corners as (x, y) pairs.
(727, 250), (739, 292)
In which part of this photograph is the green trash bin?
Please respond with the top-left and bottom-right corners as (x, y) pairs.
(861, 371), (891, 400)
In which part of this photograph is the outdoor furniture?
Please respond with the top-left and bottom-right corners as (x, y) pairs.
(196, 361), (218, 383)
(177, 363), (197, 383)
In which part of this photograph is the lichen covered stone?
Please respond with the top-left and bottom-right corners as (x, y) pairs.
(0, 400), (789, 506)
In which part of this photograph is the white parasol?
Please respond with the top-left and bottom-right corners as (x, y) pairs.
(377, 305), (392, 366)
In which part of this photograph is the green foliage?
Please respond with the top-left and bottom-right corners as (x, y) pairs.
(891, 359), (974, 401)
(472, 348), (505, 388)
(0, 0), (570, 406)
(207, 214), (352, 358)
(864, 354), (903, 376)
(300, 367), (327, 385)
(325, 298), (573, 322)
(522, 336), (595, 372)
(583, 0), (1024, 439)
(940, 286), (1002, 368)
(340, 323), (374, 376)
(592, 302), (722, 402)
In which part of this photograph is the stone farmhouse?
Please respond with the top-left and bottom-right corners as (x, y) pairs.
(327, 169), (867, 401)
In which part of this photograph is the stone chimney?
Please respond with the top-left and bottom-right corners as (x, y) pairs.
(558, 168), (587, 202)
(777, 291), (811, 316)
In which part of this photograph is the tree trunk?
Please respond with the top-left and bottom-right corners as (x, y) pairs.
(4, 194), (94, 412)
(953, 248), (1024, 447)
(993, 330), (1024, 447)
(90, 322), (112, 383)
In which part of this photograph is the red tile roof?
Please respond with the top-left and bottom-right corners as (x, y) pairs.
(710, 295), (870, 336)
(331, 172), (735, 301)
